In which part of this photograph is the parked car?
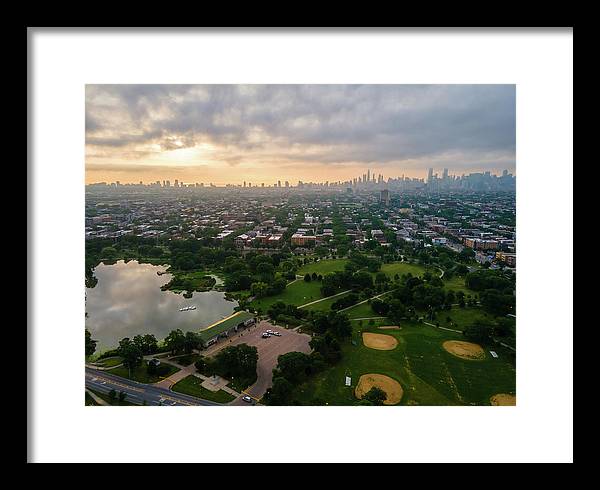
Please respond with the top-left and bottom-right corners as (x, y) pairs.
(271, 332), (282, 336)
(262, 332), (271, 338)
(242, 395), (253, 403)
(266, 329), (274, 334)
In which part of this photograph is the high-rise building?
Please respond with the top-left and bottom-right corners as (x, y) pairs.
(443, 168), (449, 180)
(427, 168), (434, 184)
(367, 169), (370, 183)
(285, 181), (289, 188)
(174, 179), (179, 188)
(380, 189), (390, 206)
(277, 180), (281, 188)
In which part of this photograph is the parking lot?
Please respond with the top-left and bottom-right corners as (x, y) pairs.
(205, 320), (312, 402)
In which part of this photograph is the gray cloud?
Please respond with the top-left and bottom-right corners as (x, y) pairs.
(86, 84), (516, 173)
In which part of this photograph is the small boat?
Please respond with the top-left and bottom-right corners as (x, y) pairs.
(179, 306), (196, 312)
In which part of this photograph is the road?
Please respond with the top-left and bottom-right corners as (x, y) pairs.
(85, 368), (222, 406)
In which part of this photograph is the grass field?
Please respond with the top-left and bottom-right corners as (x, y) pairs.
(292, 322), (515, 406)
(250, 278), (324, 313)
(171, 375), (236, 404)
(298, 259), (350, 275)
(434, 306), (492, 330)
(171, 353), (203, 366)
(95, 356), (123, 368)
(380, 261), (428, 278)
(109, 361), (180, 384)
(302, 291), (353, 312)
(442, 275), (475, 295)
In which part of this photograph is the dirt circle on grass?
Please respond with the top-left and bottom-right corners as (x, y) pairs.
(442, 340), (485, 360)
(490, 394), (516, 406)
(355, 374), (403, 405)
(362, 332), (398, 350)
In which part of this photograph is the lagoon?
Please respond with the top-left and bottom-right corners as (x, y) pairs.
(85, 260), (237, 352)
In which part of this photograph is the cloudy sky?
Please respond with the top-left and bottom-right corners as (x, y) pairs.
(85, 84), (516, 185)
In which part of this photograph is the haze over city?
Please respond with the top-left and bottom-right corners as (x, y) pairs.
(85, 84), (516, 185)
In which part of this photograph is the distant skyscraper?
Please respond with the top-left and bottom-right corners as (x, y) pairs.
(277, 180), (281, 188)
(427, 168), (434, 184)
(443, 168), (449, 180)
(174, 179), (179, 188)
(285, 181), (289, 188)
(380, 189), (390, 206)
(367, 169), (370, 183)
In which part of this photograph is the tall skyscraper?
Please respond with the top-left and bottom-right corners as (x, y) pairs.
(367, 169), (370, 183)
(380, 189), (390, 206)
(427, 168), (434, 184)
(443, 168), (449, 180)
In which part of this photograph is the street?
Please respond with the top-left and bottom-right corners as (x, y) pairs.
(85, 368), (222, 406)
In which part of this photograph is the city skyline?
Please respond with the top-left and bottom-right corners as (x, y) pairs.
(86, 85), (516, 185)
(86, 167), (515, 189)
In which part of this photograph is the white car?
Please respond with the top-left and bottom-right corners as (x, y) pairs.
(242, 395), (253, 403)
(262, 332), (271, 338)
(266, 329), (274, 334)
(271, 332), (282, 337)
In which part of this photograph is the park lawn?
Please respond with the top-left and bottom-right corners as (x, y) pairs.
(250, 279), (324, 313)
(380, 261), (428, 279)
(298, 258), (350, 276)
(433, 306), (493, 331)
(171, 375), (235, 404)
(110, 361), (180, 384)
(292, 322), (515, 406)
(302, 291), (353, 312)
(344, 301), (383, 319)
(170, 353), (203, 366)
(96, 356), (123, 368)
(442, 275), (475, 295)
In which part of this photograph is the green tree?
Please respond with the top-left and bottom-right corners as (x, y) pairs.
(363, 386), (387, 405)
(100, 246), (118, 260)
(85, 329), (97, 357)
(117, 338), (143, 378)
(164, 329), (186, 355)
(263, 376), (293, 405)
(184, 331), (201, 354)
(250, 281), (270, 299)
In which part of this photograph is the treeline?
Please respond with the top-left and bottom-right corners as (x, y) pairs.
(223, 251), (295, 295)
(194, 344), (258, 391)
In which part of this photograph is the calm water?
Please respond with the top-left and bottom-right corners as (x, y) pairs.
(85, 260), (237, 353)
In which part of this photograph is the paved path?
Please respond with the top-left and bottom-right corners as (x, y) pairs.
(297, 290), (352, 308)
(338, 289), (395, 313)
(85, 362), (123, 371)
(423, 321), (462, 333)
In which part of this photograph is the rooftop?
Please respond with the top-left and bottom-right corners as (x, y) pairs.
(198, 310), (254, 342)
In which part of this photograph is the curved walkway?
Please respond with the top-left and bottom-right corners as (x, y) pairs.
(297, 290), (352, 308)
